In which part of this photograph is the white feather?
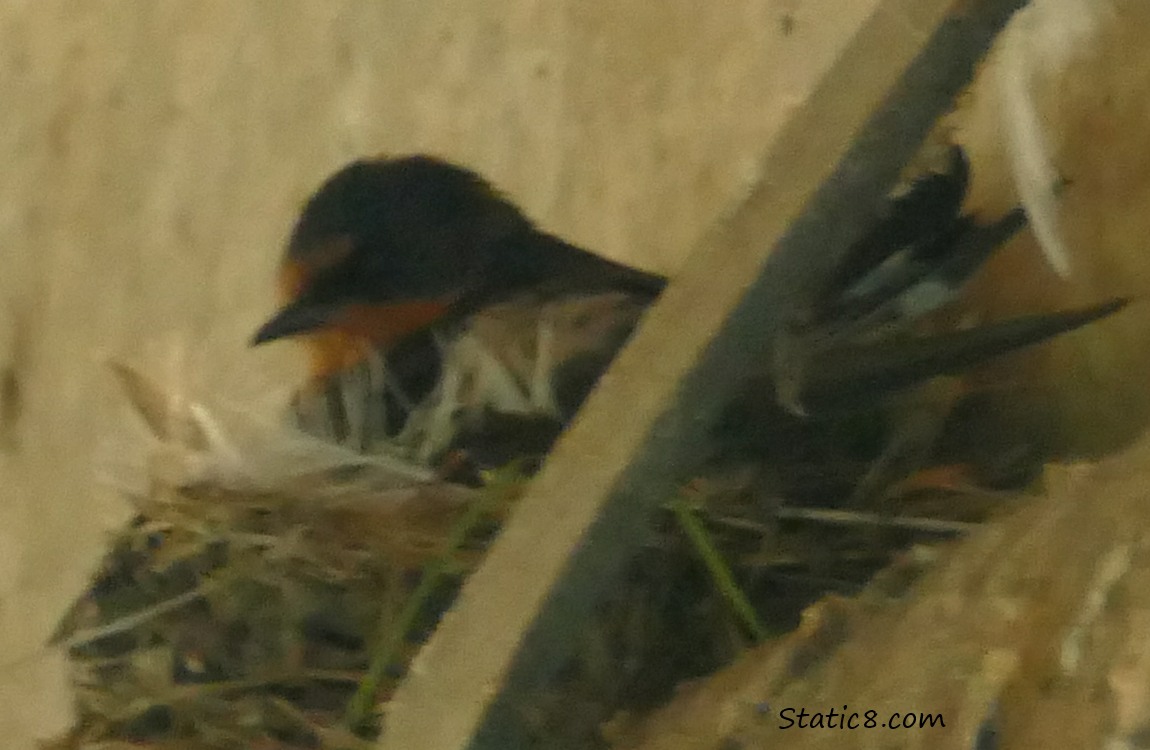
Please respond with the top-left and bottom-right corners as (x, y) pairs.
(996, 0), (1111, 277)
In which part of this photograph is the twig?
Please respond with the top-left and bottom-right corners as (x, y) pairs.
(773, 505), (977, 535)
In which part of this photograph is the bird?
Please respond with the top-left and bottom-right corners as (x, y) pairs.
(252, 156), (666, 378)
(251, 155), (666, 461)
(251, 152), (1127, 487)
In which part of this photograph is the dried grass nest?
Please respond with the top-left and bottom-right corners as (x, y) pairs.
(46, 352), (1029, 750)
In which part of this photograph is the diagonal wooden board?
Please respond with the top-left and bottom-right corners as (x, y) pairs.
(378, 1), (1026, 748)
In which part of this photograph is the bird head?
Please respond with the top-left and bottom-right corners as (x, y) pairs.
(251, 157), (526, 355)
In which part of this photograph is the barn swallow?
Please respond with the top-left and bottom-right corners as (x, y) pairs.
(252, 152), (1127, 470)
(251, 156), (666, 384)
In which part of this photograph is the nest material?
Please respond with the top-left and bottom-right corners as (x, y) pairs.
(51, 363), (490, 749)
(609, 436), (1150, 750)
(290, 292), (650, 467)
(48, 313), (1035, 750)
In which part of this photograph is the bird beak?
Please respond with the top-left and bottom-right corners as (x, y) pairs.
(250, 301), (339, 346)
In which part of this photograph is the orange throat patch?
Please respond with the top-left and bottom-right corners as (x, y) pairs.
(300, 300), (452, 382)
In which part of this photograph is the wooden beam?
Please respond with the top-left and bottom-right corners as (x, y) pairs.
(378, 2), (1026, 748)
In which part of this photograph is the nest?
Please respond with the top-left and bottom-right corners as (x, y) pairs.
(43, 308), (1039, 750)
(48, 362), (485, 749)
